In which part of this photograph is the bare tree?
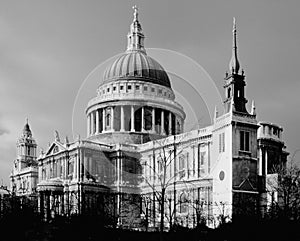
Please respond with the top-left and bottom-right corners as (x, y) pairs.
(214, 201), (231, 227)
(266, 163), (300, 220)
(142, 135), (187, 232)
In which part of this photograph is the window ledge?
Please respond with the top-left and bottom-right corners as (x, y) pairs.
(238, 150), (251, 156)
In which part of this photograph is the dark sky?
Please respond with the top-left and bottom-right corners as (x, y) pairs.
(1, 0), (300, 185)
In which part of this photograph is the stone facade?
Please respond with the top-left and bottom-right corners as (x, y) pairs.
(10, 8), (288, 229)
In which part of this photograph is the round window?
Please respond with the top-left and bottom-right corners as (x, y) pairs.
(219, 171), (225, 181)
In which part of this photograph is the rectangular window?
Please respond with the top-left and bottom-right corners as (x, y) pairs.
(151, 88), (155, 92)
(144, 86), (148, 91)
(200, 152), (205, 166)
(128, 85), (132, 90)
(120, 85), (124, 90)
(240, 130), (250, 151)
(245, 132), (250, 151)
(240, 131), (244, 150)
(136, 85), (140, 90)
(219, 133), (225, 153)
(219, 134), (221, 153)
(179, 155), (185, 179)
(222, 133), (225, 152)
(113, 86), (116, 91)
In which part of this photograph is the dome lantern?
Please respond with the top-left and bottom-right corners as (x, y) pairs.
(102, 6), (171, 88)
(126, 5), (146, 53)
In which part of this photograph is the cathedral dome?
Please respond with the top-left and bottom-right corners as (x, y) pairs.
(102, 51), (171, 88)
(86, 6), (186, 144)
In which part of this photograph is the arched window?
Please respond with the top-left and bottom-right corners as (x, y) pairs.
(180, 193), (188, 213)
(106, 113), (111, 127)
(227, 87), (231, 98)
(42, 168), (46, 180)
(179, 154), (185, 179)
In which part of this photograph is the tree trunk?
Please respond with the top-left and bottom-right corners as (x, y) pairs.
(160, 188), (165, 232)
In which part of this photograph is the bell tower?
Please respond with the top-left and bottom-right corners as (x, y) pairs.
(10, 119), (38, 196)
(224, 18), (248, 113)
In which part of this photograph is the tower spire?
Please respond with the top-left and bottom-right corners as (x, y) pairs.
(224, 18), (248, 114)
(229, 17), (240, 74)
(126, 5), (146, 53)
(133, 5), (138, 22)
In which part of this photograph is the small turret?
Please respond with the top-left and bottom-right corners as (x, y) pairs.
(251, 100), (256, 115)
(214, 106), (219, 119)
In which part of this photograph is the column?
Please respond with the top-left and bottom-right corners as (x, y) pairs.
(131, 106), (135, 132)
(120, 106), (125, 132)
(265, 149), (268, 175)
(102, 108), (105, 132)
(89, 157), (92, 176)
(87, 114), (90, 137)
(259, 148), (263, 176)
(58, 195), (62, 215)
(174, 116), (178, 134)
(181, 118), (184, 133)
(169, 112), (172, 135)
(111, 107), (115, 131)
(74, 158), (77, 179)
(84, 156), (88, 179)
(141, 106), (145, 132)
(151, 107), (155, 133)
(117, 155), (120, 185)
(91, 111), (95, 135)
(50, 194), (54, 218)
(96, 109), (99, 134)
(161, 110), (165, 135)
(120, 158), (123, 184)
(38, 192), (41, 214)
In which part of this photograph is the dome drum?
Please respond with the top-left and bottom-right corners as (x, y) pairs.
(96, 79), (175, 102)
(86, 103), (185, 144)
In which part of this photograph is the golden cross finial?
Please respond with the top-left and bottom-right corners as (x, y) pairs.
(133, 5), (138, 21)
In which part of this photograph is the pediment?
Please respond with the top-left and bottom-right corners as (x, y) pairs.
(237, 178), (256, 191)
(45, 141), (66, 156)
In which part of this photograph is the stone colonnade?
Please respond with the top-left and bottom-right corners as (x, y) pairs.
(87, 105), (183, 137)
